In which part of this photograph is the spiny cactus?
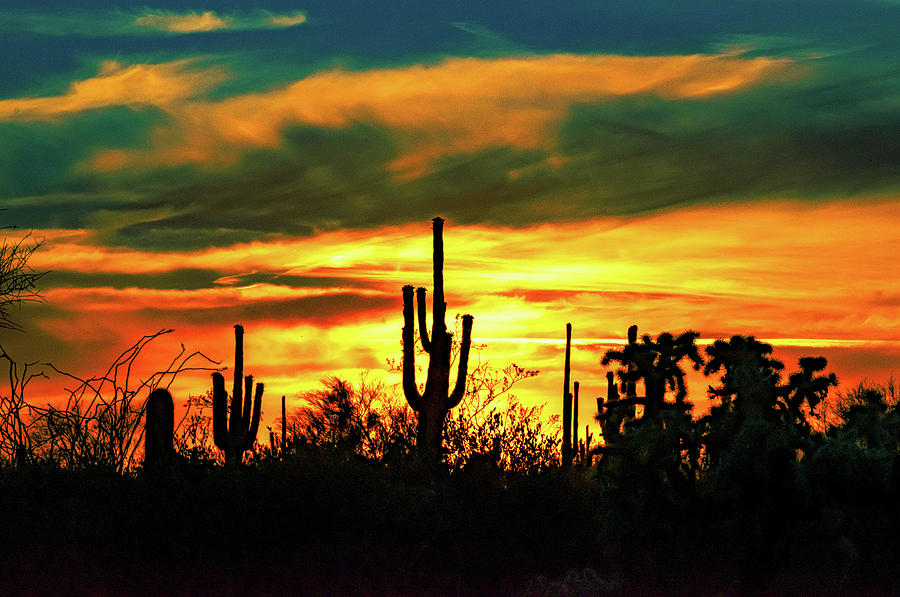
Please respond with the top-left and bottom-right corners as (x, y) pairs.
(144, 388), (174, 467)
(402, 217), (474, 465)
(602, 323), (702, 423)
(596, 371), (626, 444)
(212, 324), (263, 463)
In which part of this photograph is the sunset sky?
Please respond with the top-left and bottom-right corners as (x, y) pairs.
(1, 1), (898, 438)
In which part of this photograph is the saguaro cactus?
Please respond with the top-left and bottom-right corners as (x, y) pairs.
(402, 217), (474, 465)
(212, 324), (264, 463)
(144, 388), (174, 467)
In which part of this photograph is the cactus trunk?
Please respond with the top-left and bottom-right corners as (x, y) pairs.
(573, 380), (580, 449)
(562, 323), (573, 468)
(281, 395), (286, 456)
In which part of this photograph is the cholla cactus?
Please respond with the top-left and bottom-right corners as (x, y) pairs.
(212, 324), (263, 463)
(402, 217), (474, 465)
(602, 324), (702, 422)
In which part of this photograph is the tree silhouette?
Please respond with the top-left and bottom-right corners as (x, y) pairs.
(402, 217), (473, 466)
(0, 230), (45, 332)
(287, 376), (414, 461)
(830, 380), (900, 451)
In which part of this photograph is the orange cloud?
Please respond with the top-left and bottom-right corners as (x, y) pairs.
(0, 60), (226, 121)
(76, 53), (793, 172)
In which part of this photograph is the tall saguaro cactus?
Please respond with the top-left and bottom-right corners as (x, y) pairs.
(212, 324), (264, 463)
(402, 217), (474, 465)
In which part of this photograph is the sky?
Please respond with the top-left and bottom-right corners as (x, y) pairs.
(1, 1), (898, 439)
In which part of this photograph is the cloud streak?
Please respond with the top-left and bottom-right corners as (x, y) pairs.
(0, 60), (226, 121)
(84, 52), (794, 171)
(131, 9), (308, 34)
(0, 8), (308, 36)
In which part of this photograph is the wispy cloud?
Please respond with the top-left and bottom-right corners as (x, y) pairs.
(131, 9), (308, 34)
(73, 53), (793, 172)
(0, 59), (226, 121)
(0, 8), (308, 36)
(4, 49), (899, 249)
(133, 11), (231, 34)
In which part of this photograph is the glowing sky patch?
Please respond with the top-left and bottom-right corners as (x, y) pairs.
(0, 1), (897, 441)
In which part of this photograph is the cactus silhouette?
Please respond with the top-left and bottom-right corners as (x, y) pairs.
(212, 324), (263, 463)
(573, 380), (580, 459)
(602, 324), (703, 423)
(704, 335), (784, 419)
(402, 217), (473, 465)
(596, 371), (625, 444)
(562, 323), (574, 467)
(782, 356), (838, 429)
(144, 388), (174, 467)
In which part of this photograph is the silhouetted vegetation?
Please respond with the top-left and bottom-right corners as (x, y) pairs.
(2, 221), (900, 595)
(0, 228), (45, 332)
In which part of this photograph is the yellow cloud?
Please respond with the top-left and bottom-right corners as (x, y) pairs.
(134, 11), (230, 33)
(0, 59), (227, 121)
(83, 52), (794, 172)
(131, 9), (308, 34)
(266, 12), (308, 27)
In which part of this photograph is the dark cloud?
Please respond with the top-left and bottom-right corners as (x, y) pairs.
(553, 63), (900, 216)
(0, 301), (109, 366)
(215, 273), (383, 291)
(0, 106), (158, 208)
(104, 122), (399, 249)
(43, 269), (226, 291)
(138, 292), (397, 327)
